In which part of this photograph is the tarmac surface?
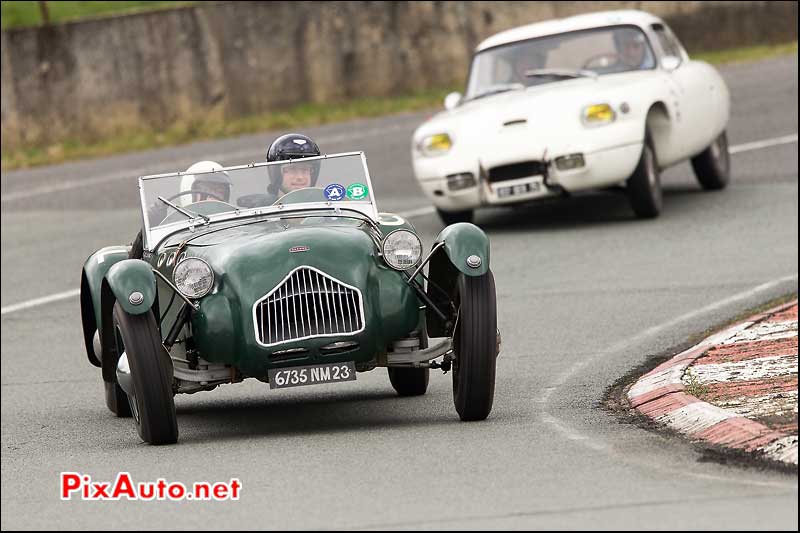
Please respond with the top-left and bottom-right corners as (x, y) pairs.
(1, 55), (798, 529)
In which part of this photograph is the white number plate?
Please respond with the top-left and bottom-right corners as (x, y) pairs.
(496, 180), (542, 198)
(268, 362), (357, 389)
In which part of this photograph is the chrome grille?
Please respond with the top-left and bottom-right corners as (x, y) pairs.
(254, 267), (365, 346)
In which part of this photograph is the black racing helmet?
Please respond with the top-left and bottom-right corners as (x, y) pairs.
(266, 133), (322, 194)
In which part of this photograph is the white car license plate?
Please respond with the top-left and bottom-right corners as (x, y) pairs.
(496, 179), (542, 198)
(268, 361), (357, 389)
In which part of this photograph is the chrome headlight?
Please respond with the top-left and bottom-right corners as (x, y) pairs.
(173, 257), (214, 298)
(417, 133), (453, 156)
(382, 230), (422, 270)
(582, 103), (616, 126)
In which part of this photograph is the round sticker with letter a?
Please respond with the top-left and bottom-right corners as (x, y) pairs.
(347, 183), (369, 201)
(324, 184), (345, 201)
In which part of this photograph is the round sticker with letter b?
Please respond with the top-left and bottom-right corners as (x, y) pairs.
(347, 183), (369, 201)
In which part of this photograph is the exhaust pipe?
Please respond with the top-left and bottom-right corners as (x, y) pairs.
(115, 352), (134, 397)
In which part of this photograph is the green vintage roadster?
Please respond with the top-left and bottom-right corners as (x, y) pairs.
(80, 151), (498, 444)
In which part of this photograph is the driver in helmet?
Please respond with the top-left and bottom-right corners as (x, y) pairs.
(129, 160), (231, 259)
(178, 160), (232, 206)
(265, 133), (322, 201)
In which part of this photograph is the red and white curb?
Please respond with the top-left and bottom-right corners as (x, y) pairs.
(627, 302), (798, 465)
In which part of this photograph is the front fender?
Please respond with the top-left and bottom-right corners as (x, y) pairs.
(425, 223), (490, 337)
(105, 259), (157, 315)
(80, 246), (129, 367)
(434, 223), (489, 276)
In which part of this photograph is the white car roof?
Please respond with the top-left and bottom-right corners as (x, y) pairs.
(476, 9), (664, 52)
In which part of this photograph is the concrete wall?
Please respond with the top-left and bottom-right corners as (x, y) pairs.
(2, 1), (797, 152)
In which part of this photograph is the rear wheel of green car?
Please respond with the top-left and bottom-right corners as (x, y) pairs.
(452, 270), (497, 421)
(388, 367), (430, 396)
(112, 302), (178, 445)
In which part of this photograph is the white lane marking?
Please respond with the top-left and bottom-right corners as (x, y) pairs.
(0, 122), (414, 202)
(1, 289), (80, 316)
(537, 273), (798, 488)
(728, 133), (799, 154)
(0, 204), (439, 316)
(397, 205), (437, 218)
(2, 131), (797, 203)
(686, 354), (798, 383)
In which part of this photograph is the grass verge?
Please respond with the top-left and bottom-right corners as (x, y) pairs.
(1, 1), (195, 29)
(692, 41), (797, 66)
(1, 87), (456, 171)
(2, 41), (796, 171)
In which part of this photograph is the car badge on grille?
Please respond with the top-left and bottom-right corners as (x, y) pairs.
(289, 246), (310, 253)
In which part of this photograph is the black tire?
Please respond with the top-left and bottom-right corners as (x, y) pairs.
(112, 303), (178, 445)
(691, 130), (730, 190)
(104, 380), (132, 417)
(452, 270), (497, 421)
(626, 136), (662, 219)
(437, 208), (474, 226)
(388, 367), (430, 396)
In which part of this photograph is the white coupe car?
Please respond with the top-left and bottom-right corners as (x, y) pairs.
(411, 10), (731, 224)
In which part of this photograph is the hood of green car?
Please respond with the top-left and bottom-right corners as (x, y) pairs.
(161, 219), (379, 301)
(151, 217), (422, 374)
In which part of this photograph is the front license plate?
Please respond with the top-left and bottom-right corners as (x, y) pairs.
(268, 362), (357, 389)
(496, 179), (542, 198)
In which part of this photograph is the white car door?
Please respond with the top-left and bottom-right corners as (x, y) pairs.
(651, 23), (718, 161)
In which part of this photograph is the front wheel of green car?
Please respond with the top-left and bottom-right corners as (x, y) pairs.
(388, 367), (430, 396)
(112, 302), (178, 445)
(452, 270), (497, 421)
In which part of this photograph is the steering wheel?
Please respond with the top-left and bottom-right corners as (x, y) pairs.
(164, 190), (229, 204)
(582, 52), (620, 70)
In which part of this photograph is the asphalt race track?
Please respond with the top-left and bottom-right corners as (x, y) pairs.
(1, 55), (797, 529)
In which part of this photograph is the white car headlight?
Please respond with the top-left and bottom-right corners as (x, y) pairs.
(417, 133), (453, 156)
(382, 230), (422, 270)
(173, 257), (214, 298)
(582, 103), (616, 126)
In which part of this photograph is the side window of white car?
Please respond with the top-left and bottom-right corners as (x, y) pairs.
(651, 24), (683, 61)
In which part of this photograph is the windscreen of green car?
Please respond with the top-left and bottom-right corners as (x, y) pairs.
(138, 152), (378, 249)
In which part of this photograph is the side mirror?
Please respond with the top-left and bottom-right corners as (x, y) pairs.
(444, 92), (463, 111)
(661, 56), (681, 72)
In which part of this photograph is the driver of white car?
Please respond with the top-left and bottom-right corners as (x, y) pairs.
(610, 27), (656, 71)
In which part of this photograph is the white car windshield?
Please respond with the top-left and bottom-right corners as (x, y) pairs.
(139, 152), (377, 249)
(465, 25), (655, 100)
